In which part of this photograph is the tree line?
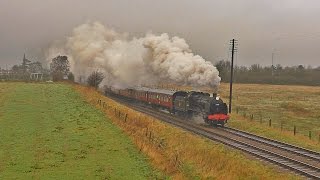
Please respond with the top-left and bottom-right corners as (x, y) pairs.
(215, 60), (320, 86)
(1, 55), (105, 88)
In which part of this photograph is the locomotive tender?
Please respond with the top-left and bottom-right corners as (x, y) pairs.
(105, 86), (229, 126)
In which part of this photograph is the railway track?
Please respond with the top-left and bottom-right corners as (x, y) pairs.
(223, 127), (320, 162)
(109, 96), (320, 179)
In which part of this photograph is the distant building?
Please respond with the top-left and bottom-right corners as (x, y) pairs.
(0, 69), (12, 75)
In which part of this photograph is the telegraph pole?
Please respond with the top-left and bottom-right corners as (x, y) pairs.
(229, 39), (238, 113)
(272, 51), (274, 84)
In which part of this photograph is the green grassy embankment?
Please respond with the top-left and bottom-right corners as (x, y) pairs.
(0, 83), (158, 179)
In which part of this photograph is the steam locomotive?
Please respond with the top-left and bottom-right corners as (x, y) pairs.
(105, 86), (229, 126)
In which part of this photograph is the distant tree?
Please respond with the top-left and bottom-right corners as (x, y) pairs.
(68, 72), (75, 82)
(215, 60), (230, 73)
(297, 65), (305, 71)
(215, 60), (231, 82)
(87, 71), (105, 88)
(250, 64), (261, 72)
(276, 64), (283, 71)
(11, 65), (23, 72)
(50, 55), (70, 81)
(28, 62), (43, 73)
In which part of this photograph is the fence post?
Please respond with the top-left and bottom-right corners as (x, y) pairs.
(294, 125), (296, 136)
(269, 119), (271, 127)
(174, 153), (179, 166)
(250, 114), (254, 120)
(260, 115), (262, 124)
(309, 131), (312, 140)
(118, 111), (121, 118)
(124, 114), (128, 122)
(149, 131), (152, 141)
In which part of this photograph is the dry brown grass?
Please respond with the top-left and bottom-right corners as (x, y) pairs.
(74, 84), (299, 179)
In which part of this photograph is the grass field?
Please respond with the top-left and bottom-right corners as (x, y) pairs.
(218, 83), (320, 135)
(0, 82), (157, 179)
(218, 83), (320, 151)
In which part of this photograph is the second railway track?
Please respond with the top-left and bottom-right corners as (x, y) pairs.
(108, 95), (320, 179)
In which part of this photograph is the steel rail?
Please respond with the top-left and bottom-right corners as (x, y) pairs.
(222, 127), (320, 162)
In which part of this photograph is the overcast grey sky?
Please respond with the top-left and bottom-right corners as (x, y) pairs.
(1, 0), (320, 68)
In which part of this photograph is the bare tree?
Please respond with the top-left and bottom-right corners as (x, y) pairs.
(50, 55), (70, 81)
(87, 71), (105, 88)
(29, 62), (43, 73)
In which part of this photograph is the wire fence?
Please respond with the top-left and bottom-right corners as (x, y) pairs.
(235, 105), (320, 143)
(96, 98), (183, 167)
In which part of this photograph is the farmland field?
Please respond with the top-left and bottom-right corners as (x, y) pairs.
(0, 82), (156, 179)
(219, 83), (320, 150)
(159, 83), (320, 151)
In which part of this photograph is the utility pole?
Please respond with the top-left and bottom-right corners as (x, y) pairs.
(272, 51), (274, 84)
(229, 39), (238, 113)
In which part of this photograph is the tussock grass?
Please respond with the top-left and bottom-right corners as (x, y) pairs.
(75, 84), (299, 179)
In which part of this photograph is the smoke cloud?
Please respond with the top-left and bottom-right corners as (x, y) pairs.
(46, 22), (221, 89)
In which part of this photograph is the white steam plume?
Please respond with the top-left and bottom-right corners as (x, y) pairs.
(46, 22), (221, 89)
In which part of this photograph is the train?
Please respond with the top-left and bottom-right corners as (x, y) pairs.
(105, 86), (229, 126)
